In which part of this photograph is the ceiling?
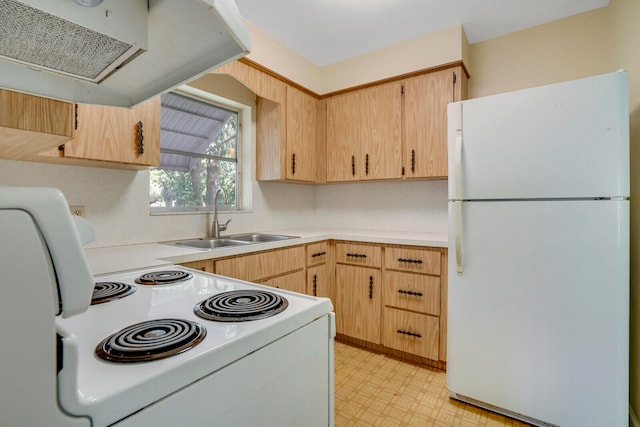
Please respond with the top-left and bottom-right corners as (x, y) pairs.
(234, 0), (609, 67)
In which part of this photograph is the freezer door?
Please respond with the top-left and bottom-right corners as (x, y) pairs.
(447, 200), (629, 427)
(447, 71), (629, 200)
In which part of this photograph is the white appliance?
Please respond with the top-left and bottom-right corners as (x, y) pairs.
(446, 71), (629, 426)
(0, 187), (335, 426)
(0, 0), (250, 107)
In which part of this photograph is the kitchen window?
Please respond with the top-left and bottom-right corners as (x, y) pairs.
(150, 89), (241, 212)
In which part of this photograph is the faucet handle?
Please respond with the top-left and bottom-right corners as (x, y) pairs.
(219, 219), (231, 232)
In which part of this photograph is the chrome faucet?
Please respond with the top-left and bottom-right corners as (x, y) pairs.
(211, 188), (231, 238)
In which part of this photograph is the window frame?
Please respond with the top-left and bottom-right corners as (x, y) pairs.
(150, 85), (251, 215)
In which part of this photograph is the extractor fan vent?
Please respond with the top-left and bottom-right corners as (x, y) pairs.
(0, 0), (141, 82)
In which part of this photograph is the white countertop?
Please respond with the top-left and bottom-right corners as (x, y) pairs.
(85, 228), (448, 276)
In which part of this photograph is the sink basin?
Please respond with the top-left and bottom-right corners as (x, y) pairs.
(226, 233), (300, 243)
(165, 238), (252, 250)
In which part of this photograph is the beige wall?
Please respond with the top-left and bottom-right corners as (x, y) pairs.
(467, 7), (611, 98)
(245, 21), (467, 95)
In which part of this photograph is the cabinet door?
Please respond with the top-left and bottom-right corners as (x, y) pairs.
(286, 86), (317, 182)
(215, 246), (305, 282)
(403, 69), (455, 178)
(307, 264), (331, 301)
(180, 259), (214, 273)
(326, 91), (360, 182)
(335, 265), (381, 343)
(0, 89), (74, 159)
(358, 82), (402, 180)
(262, 270), (306, 294)
(64, 97), (160, 166)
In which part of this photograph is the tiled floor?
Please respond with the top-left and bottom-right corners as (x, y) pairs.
(334, 341), (531, 427)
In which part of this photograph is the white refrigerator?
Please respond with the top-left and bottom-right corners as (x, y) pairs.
(446, 71), (629, 427)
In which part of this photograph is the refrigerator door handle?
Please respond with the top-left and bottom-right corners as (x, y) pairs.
(455, 201), (463, 273)
(454, 120), (464, 273)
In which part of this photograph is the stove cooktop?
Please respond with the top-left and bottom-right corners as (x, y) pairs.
(55, 266), (333, 426)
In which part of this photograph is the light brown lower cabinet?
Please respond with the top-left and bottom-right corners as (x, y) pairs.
(382, 307), (439, 360)
(261, 269), (306, 294)
(335, 264), (381, 344)
(179, 240), (447, 366)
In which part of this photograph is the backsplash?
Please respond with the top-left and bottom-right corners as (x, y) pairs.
(0, 159), (447, 247)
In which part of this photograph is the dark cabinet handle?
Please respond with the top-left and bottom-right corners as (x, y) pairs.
(398, 289), (423, 297)
(398, 258), (423, 264)
(351, 155), (356, 176)
(74, 104), (79, 130)
(347, 253), (367, 258)
(369, 276), (373, 299)
(411, 149), (415, 173)
(365, 153), (369, 175)
(397, 329), (422, 338)
(136, 121), (144, 155)
(291, 153), (296, 175)
(313, 274), (317, 296)
(311, 251), (326, 258)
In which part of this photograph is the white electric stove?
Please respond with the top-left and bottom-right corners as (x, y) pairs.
(0, 187), (335, 427)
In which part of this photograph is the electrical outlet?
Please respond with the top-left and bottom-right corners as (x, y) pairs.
(69, 205), (85, 217)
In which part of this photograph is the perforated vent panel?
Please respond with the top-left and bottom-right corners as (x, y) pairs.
(0, 0), (138, 82)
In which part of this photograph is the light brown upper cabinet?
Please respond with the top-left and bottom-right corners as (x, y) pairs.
(61, 98), (160, 167)
(256, 85), (318, 182)
(326, 81), (402, 182)
(0, 89), (74, 159)
(403, 66), (466, 179)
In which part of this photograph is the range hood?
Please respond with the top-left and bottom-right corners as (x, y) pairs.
(0, 0), (250, 107)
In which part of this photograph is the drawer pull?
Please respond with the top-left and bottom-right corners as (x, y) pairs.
(347, 253), (367, 258)
(397, 258), (423, 264)
(397, 289), (423, 297)
(312, 251), (326, 258)
(397, 329), (422, 338)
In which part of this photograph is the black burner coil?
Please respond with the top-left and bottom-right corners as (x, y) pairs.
(91, 282), (136, 305)
(95, 318), (206, 363)
(194, 290), (289, 322)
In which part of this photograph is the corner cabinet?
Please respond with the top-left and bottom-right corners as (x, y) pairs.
(334, 242), (383, 343)
(256, 85), (319, 183)
(0, 89), (74, 159)
(214, 59), (322, 183)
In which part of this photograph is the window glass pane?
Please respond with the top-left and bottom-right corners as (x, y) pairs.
(150, 91), (239, 212)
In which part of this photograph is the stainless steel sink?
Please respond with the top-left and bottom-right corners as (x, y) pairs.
(162, 233), (299, 250)
(165, 238), (252, 250)
(226, 233), (300, 243)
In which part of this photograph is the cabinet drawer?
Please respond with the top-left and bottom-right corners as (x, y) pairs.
(384, 247), (441, 275)
(306, 241), (328, 266)
(335, 242), (381, 268)
(382, 307), (439, 360)
(383, 271), (440, 315)
(214, 246), (305, 282)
